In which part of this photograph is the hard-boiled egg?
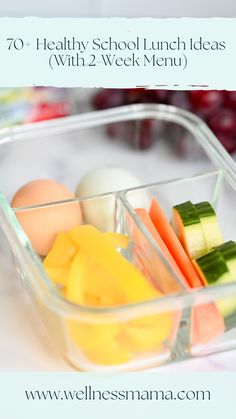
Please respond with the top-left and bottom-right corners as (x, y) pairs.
(11, 179), (82, 256)
(76, 166), (148, 231)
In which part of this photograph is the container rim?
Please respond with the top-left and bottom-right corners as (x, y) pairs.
(1, 103), (236, 186)
(2, 173), (236, 320)
(2, 103), (236, 320)
(11, 169), (224, 212)
(9, 170), (225, 319)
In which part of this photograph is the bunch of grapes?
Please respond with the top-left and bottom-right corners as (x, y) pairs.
(92, 89), (236, 153)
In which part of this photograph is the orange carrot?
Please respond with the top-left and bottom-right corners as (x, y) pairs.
(135, 208), (187, 287)
(136, 201), (225, 345)
(149, 197), (202, 288)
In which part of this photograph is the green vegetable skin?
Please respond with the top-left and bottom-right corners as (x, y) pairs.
(195, 202), (223, 251)
(216, 242), (236, 317)
(172, 199), (236, 317)
(194, 241), (236, 317)
(172, 201), (223, 260)
(171, 201), (207, 259)
(193, 249), (230, 285)
(218, 241), (236, 274)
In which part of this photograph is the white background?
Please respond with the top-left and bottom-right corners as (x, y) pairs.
(0, 0), (235, 17)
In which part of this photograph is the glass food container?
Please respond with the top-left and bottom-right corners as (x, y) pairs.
(1, 103), (236, 371)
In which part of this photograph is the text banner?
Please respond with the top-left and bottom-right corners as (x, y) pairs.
(0, 372), (235, 419)
(0, 18), (235, 88)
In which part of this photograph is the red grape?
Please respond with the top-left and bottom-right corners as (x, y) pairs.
(92, 89), (126, 110)
(189, 90), (224, 115)
(141, 89), (170, 104)
(106, 122), (134, 142)
(225, 91), (236, 110)
(169, 91), (190, 110)
(133, 119), (153, 150)
(125, 88), (144, 104)
(208, 108), (236, 137)
(215, 133), (236, 153)
(92, 88), (236, 154)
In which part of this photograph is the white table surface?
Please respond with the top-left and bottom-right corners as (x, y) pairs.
(1, 119), (236, 372)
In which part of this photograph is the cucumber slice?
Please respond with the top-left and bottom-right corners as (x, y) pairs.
(217, 294), (236, 318)
(171, 201), (207, 259)
(218, 241), (236, 275)
(193, 241), (236, 317)
(195, 202), (223, 251)
(193, 249), (230, 285)
(216, 241), (236, 317)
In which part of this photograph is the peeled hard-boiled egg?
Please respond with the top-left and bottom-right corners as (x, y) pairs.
(76, 166), (149, 231)
(11, 179), (82, 256)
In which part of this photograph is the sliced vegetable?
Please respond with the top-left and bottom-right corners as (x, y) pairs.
(191, 303), (225, 346)
(192, 249), (230, 285)
(135, 208), (187, 286)
(85, 264), (125, 305)
(103, 232), (129, 249)
(218, 242), (236, 316)
(193, 241), (236, 317)
(171, 201), (207, 259)
(43, 224), (181, 363)
(67, 225), (160, 303)
(121, 314), (172, 352)
(218, 241), (236, 277)
(45, 265), (70, 287)
(132, 209), (181, 294)
(195, 202), (223, 251)
(217, 295), (236, 318)
(148, 198), (225, 344)
(66, 251), (87, 305)
(86, 341), (132, 365)
(43, 232), (77, 268)
(67, 320), (121, 352)
(193, 241), (236, 287)
(149, 198), (203, 288)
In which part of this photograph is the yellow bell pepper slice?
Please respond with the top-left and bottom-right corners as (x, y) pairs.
(99, 295), (117, 307)
(67, 320), (121, 351)
(84, 294), (101, 307)
(44, 266), (70, 287)
(85, 264), (125, 305)
(44, 232), (77, 268)
(103, 232), (129, 249)
(66, 251), (87, 305)
(121, 312), (173, 352)
(86, 341), (132, 365)
(67, 225), (161, 303)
